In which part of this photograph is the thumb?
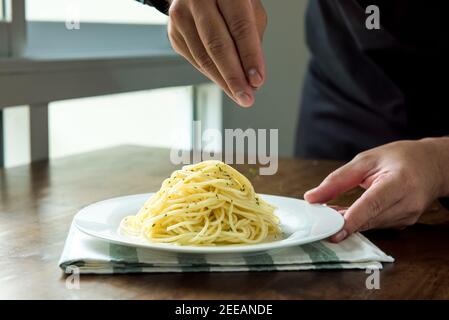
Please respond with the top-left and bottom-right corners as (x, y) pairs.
(330, 174), (402, 242)
(304, 156), (374, 204)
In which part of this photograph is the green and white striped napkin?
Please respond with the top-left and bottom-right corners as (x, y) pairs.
(59, 223), (394, 274)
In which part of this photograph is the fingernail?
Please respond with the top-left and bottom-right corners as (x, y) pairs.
(236, 91), (252, 107)
(304, 187), (316, 196)
(304, 187), (318, 199)
(333, 229), (348, 242)
(248, 68), (263, 87)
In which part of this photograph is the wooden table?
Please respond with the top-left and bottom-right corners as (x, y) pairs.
(1, 146), (448, 299)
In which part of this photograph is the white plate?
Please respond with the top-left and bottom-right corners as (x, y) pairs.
(74, 193), (344, 254)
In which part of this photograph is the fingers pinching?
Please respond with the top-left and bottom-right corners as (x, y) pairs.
(217, 0), (266, 88)
(169, 14), (235, 99)
(190, 0), (254, 107)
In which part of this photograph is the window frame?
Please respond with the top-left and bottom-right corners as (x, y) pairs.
(0, 0), (9, 56)
(0, 0), (220, 167)
(0, 0), (27, 57)
(0, 0), (209, 105)
(0, 0), (210, 103)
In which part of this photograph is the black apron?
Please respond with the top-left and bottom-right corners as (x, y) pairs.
(295, 0), (449, 160)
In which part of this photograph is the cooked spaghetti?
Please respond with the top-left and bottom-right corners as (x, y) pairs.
(120, 160), (281, 245)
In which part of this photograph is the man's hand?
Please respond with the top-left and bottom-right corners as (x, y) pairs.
(304, 138), (449, 243)
(167, 0), (267, 107)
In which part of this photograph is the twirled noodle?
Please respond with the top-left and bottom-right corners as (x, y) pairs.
(120, 160), (281, 245)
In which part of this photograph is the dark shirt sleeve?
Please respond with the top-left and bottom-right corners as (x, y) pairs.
(136, 0), (170, 15)
(439, 198), (449, 211)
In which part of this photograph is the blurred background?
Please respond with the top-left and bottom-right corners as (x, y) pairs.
(0, 0), (309, 168)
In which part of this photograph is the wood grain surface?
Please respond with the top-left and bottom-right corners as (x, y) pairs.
(1, 146), (448, 299)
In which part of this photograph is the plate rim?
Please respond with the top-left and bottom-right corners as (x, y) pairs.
(74, 193), (344, 254)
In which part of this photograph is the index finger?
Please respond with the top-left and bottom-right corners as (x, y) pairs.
(218, 0), (265, 88)
(191, 1), (254, 107)
(304, 156), (374, 204)
(338, 175), (403, 239)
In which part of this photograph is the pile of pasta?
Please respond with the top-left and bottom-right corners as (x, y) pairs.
(120, 160), (281, 246)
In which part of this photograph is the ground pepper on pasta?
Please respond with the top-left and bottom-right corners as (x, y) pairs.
(120, 160), (281, 245)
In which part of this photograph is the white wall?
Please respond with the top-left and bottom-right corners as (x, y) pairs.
(222, 0), (309, 157)
(49, 87), (193, 159)
(3, 87), (193, 168)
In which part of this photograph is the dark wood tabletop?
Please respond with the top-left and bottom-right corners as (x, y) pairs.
(1, 145), (448, 300)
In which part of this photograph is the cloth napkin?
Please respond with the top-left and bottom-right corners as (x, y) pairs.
(59, 223), (394, 274)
